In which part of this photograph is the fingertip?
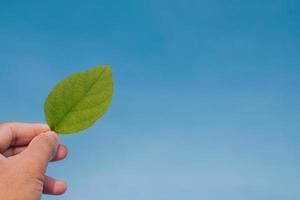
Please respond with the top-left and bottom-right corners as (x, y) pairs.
(55, 180), (68, 195)
(45, 131), (59, 144)
(43, 176), (68, 195)
(52, 144), (68, 161)
(36, 123), (50, 131)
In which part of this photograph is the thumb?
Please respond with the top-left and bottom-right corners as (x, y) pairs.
(21, 131), (59, 173)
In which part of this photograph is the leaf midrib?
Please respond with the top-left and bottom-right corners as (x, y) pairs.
(54, 68), (107, 131)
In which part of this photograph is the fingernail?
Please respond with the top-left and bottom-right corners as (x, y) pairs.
(46, 131), (59, 143)
(36, 123), (50, 130)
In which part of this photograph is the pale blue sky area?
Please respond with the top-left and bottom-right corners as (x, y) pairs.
(0, 0), (300, 199)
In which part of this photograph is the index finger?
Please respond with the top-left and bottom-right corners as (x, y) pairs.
(0, 122), (50, 152)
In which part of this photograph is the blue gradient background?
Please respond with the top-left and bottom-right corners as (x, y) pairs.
(0, 0), (300, 199)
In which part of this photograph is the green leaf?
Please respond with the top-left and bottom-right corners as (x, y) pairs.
(44, 65), (113, 134)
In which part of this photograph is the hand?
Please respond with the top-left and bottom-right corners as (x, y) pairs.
(0, 122), (68, 200)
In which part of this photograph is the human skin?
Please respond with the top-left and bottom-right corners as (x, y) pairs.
(0, 122), (68, 200)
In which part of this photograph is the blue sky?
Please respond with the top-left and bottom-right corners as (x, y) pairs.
(0, 0), (300, 199)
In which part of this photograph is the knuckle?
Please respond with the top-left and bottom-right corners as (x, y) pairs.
(0, 123), (10, 131)
(0, 122), (8, 128)
(0, 123), (13, 150)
